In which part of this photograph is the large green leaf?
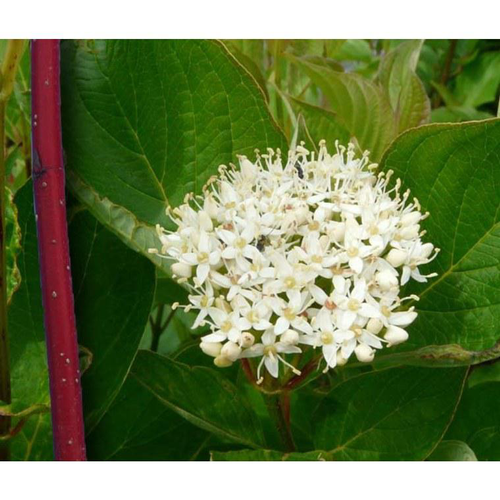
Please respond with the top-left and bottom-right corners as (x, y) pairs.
(288, 55), (396, 160)
(7, 183), (52, 460)
(69, 211), (155, 432)
(85, 374), (208, 460)
(380, 120), (500, 351)
(446, 382), (500, 460)
(130, 350), (266, 449)
(426, 440), (477, 461)
(378, 40), (430, 132)
(211, 449), (326, 461)
(61, 39), (287, 229)
(313, 367), (467, 460)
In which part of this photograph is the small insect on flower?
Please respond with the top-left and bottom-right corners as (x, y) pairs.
(150, 141), (439, 383)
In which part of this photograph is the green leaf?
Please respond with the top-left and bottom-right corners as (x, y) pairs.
(446, 382), (500, 460)
(5, 187), (21, 303)
(211, 449), (327, 461)
(378, 40), (430, 132)
(288, 55), (396, 161)
(327, 40), (374, 63)
(61, 39), (287, 230)
(7, 183), (52, 460)
(427, 440), (477, 461)
(130, 350), (266, 449)
(380, 119), (500, 351)
(85, 374), (208, 460)
(69, 210), (155, 432)
(468, 361), (500, 388)
(291, 98), (351, 151)
(313, 367), (467, 460)
(454, 52), (500, 108)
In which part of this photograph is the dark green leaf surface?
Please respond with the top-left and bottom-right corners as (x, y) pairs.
(61, 39), (287, 228)
(130, 350), (266, 449)
(86, 374), (208, 460)
(446, 382), (500, 460)
(69, 211), (155, 432)
(427, 440), (477, 461)
(313, 367), (467, 460)
(380, 120), (500, 351)
(288, 55), (396, 160)
(211, 449), (326, 461)
(7, 183), (52, 460)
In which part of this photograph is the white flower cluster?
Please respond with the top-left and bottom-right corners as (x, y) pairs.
(150, 142), (438, 383)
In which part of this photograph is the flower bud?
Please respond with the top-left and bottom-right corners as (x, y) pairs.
(281, 329), (299, 345)
(200, 341), (222, 358)
(336, 351), (348, 366)
(366, 318), (383, 335)
(375, 270), (398, 291)
(420, 242), (434, 259)
(214, 355), (233, 368)
(386, 248), (407, 267)
(204, 195), (219, 219)
(221, 341), (242, 361)
(401, 211), (421, 227)
(198, 210), (213, 232)
(241, 158), (258, 181)
(172, 262), (193, 278)
(355, 344), (375, 363)
(399, 224), (420, 240)
(240, 332), (255, 348)
(384, 326), (409, 347)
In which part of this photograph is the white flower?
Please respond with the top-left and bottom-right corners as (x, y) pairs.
(241, 330), (301, 382)
(179, 231), (221, 285)
(150, 141), (437, 380)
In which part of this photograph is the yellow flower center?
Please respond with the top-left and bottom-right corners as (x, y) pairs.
(197, 252), (209, 264)
(347, 247), (359, 258)
(284, 308), (296, 321)
(284, 276), (297, 289)
(321, 332), (334, 345)
(348, 298), (360, 312)
(221, 321), (232, 333)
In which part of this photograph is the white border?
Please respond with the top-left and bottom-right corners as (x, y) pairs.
(1, 0), (500, 38)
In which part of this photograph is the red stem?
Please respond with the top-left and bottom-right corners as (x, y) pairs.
(31, 40), (86, 460)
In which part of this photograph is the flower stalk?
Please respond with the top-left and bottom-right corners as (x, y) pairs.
(0, 39), (25, 461)
(263, 390), (295, 452)
(31, 40), (86, 460)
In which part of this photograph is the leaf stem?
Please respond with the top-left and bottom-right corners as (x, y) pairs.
(150, 304), (176, 352)
(0, 39), (25, 461)
(263, 391), (295, 452)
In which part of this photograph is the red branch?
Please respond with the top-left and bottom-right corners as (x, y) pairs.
(31, 40), (86, 460)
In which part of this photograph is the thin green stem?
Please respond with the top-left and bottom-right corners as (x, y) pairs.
(0, 40), (26, 460)
(150, 304), (176, 352)
(263, 391), (295, 453)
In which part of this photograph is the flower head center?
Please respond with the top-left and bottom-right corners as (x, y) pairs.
(221, 320), (232, 333)
(347, 247), (359, 258)
(308, 221), (320, 231)
(348, 298), (360, 311)
(284, 308), (296, 321)
(235, 237), (247, 249)
(264, 345), (277, 357)
(321, 332), (334, 345)
(381, 305), (391, 318)
(284, 276), (297, 289)
(197, 252), (209, 264)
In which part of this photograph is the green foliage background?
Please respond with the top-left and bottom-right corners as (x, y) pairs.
(1, 39), (500, 461)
